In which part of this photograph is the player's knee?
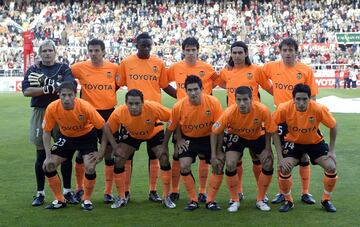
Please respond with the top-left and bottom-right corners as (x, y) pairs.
(226, 159), (237, 172)
(85, 166), (96, 175)
(324, 162), (336, 174)
(159, 153), (169, 165)
(300, 154), (310, 162)
(45, 162), (57, 173)
(180, 163), (191, 173)
(261, 155), (273, 171)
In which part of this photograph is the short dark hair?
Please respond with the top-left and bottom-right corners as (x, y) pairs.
(182, 37), (199, 50)
(279, 38), (298, 52)
(136, 32), (152, 43)
(87, 38), (105, 51)
(184, 75), (202, 89)
(228, 41), (252, 67)
(59, 81), (77, 93)
(125, 89), (144, 103)
(235, 86), (252, 98)
(292, 83), (311, 98)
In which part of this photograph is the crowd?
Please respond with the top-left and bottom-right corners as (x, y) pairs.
(0, 0), (359, 69)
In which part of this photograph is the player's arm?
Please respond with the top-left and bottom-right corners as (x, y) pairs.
(328, 123), (337, 158)
(163, 85), (177, 99)
(103, 123), (118, 150)
(271, 132), (283, 164)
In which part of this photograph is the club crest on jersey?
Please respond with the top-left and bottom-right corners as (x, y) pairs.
(296, 73), (303, 80)
(79, 115), (85, 121)
(247, 73), (253, 80)
(145, 119), (152, 125)
(152, 66), (158, 73)
(205, 110), (211, 116)
(199, 71), (205, 77)
(253, 118), (260, 125)
(106, 72), (112, 78)
(213, 122), (220, 129)
(115, 75), (120, 82)
(309, 117), (315, 123)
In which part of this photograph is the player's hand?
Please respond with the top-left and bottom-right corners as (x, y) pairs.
(280, 158), (293, 174)
(327, 151), (336, 165)
(211, 156), (224, 174)
(43, 157), (56, 172)
(176, 138), (189, 154)
(28, 72), (46, 87)
(42, 84), (57, 94)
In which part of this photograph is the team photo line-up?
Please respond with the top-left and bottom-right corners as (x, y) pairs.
(22, 33), (337, 213)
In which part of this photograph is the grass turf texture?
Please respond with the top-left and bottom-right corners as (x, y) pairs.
(0, 88), (359, 227)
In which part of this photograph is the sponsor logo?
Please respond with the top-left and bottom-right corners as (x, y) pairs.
(106, 72), (112, 78)
(213, 122), (220, 129)
(153, 66), (158, 73)
(83, 84), (113, 90)
(129, 74), (158, 81)
(183, 121), (215, 130)
(290, 126), (317, 133)
(274, 83), (294, 90)
(309, 117), (315, 123)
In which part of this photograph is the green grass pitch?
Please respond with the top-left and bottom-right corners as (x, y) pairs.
(0, 88), (359, 227)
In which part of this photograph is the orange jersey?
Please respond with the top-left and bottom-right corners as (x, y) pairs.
(119, 54), (168, 103)
(212, 102), (277, 140)
(260, 61), (318, 106)
(272, 100), (336, 144)
(43, 98), (105, 137)
(168, 94), (223, 137)
(107, 101), (170, 140)
(167, 60), (220, 99)
(219, 65), (272, 105)
(71, 60), (120, 110)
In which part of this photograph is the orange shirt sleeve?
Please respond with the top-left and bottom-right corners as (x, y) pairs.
(118, 62), (127, 87)
(262, 105), (277, 133)
(167, 65), (175, 82)
(43, 103), (57, 132)
(212, 109), (229, 134)
(107, 107), (122, 134)
(152, 101), (171, 122)
(319, 105), (337, 129)
(158, 62), (169, 89)
(70, 63), (81, 79)
(167, 102), (181, 132)
(272, 102), (287, 125)
(255, 67), (272, 91)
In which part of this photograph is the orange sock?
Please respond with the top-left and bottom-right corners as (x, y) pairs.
(83, 173), (96, 201)
(124, 160), (132, 193)
(206, 174), (223, 203)
(149, 159), (159, 191)
(171, 160), (180, 193)
(277, 167), (284, 194)
(160, 169), (172, 197)
(252, 161), (262, 183)
(256, 169), (273, 201)
(236, 162), (243, 193)
(198, 159), (209, 194)
(75, 162), (84, 190)
(114, 171), (125, 198)
(104, 163), (114, 195)
(322, 172), (338, 201)
(279, 173), (293, 202)
(226, 173), (240, 202)
(181, 172), (198, 202)
(299, 164), (310, 194)
(47, 174), (65, 202)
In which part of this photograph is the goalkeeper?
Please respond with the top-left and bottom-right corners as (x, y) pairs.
(22, 39), (77, 207)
